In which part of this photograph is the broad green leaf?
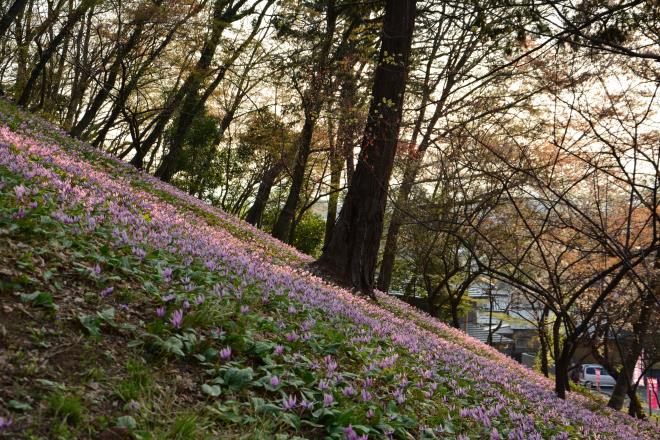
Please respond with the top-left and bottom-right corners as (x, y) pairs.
(8, 400), (31, 411)
(116, 415), (137, 430)
(201, 383), (222, 397)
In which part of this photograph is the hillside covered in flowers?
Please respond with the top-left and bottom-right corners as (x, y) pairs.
(0, 99), (655, 439)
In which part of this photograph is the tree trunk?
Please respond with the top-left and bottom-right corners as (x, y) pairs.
(132, 0), (239, 170)
(0, 0), (29, 41)
(336, 59), (359, 186)
(539, 330), (550, 377)
(375, 20), (454, 292)
(271, 1), (338, 242)
(18, 0), (97, 107)
(44, 23), (72, 115)
(315, 0), (417, 296)
(245, 162), (284, 226)
(608, 348), (638, 410)
(323, 146), (343, 249)
(552, 315), (574, 399)
(450, 300), (461, 329)
(627, 388), (645, 419)
(155, 0), (270, 182)
(71, 0), (163, 138)
(403, 274), (417, 297)
(554, 335), (576, 399)
(63, 2), (90, 130)
(376, 155), (423, 291)
(91, 16), (181, 147)
(272, 114), (316, 242)
(13, 0), (31, 94)
(608, 257), (658, 411)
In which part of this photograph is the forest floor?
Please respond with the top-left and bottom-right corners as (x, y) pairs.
(0, 99), (657, 439)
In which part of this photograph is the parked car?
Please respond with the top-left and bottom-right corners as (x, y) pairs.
(579, 364), (616, 388)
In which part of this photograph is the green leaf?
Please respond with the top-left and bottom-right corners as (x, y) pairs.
(281, 412), (300, 430)
(79, 314), (101, 337)
(36, 379), (66, 390)
(351, 425), (371, 434)
(251, 397), (280, 415)
(223, 367), (254, 391)
(301, 419), (324, 428)
(250, 341), (274, 356)
(203, 347), (218, 361)
(201, 384), (222, 397)
(119, 322), (137, 332)
(163, 336), (184, 357)
(8, 400), (32, 411)
(116, 415), (137, 430)
(20, 291), (57, 309)
(97, 307), (115, 322)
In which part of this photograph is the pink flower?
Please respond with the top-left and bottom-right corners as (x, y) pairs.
(162, 267), (173, 281)
(219, 346), (231, 360)
(282, 394), (297, 411)
(14, 184), (26, 200)
(323, 393), (334, 407)
(342, 385), (356, 397)
(156, 307), (166, 318)
(361, 389), (372, 402)
(170, 309), (183, 328)
(0, 416), (12, 430)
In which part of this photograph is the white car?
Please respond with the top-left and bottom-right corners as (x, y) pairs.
(579, 364), (616, 388)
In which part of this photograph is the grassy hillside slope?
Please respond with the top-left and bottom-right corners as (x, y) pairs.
(0, 100), (655, 439)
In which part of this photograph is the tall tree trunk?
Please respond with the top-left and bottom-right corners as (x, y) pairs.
(63, 1), (89, 130)
(14, 0), (32, 94)
(608, 256), (658, 411)
(245, 162), (284, 227)
(627, 389), (645, 419)
(71, 0), (163, 138)
(315, 0), (417, 296)
(376, 84), (451, 291)
(539, 335), (550, 377)
(91, 15), (182, 147)
(376, 23), (467, 292)
(0, 0), (29, 41)
(271, 114), (317, 241)
(18, 0), (97, 107)
(450, 300), (461, 329)
(45, 23), (71, 116)
(323, 115), (342, 248)
(608, 351), (636, 411)
(377, 155), (423, 291)
(553, 315), (576, 399)
(155, 0), (268, 182)
(335, 58), (360, 186)
(131, 0), (240, 169)
(271, 1), (338, 242)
